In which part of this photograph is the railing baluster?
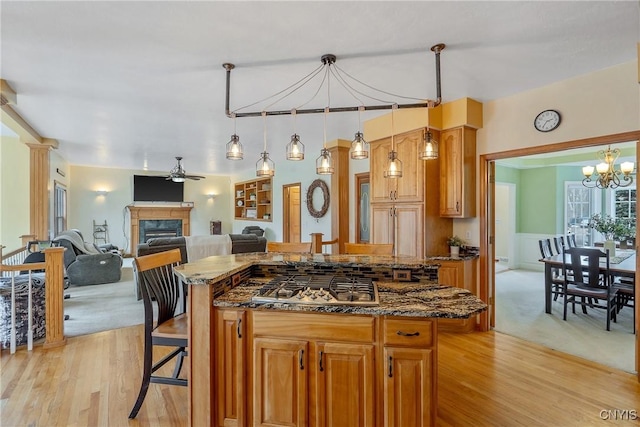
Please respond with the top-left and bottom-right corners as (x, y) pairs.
(10, 272), (16, 354)
(28, 270), (33, 351)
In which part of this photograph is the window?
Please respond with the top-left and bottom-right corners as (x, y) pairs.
(612, 187), (636, 220)
(53, 182), (67, 237)
(565, 183), (598, 247)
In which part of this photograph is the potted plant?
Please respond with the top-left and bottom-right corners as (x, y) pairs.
(447, 235), (465, 257)
(588, 214), (633, 255)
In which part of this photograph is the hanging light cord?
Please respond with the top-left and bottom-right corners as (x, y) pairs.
(232, 63), (325, 114)
(262, 111), (267, 151)
(332, 64), (426, 103)
(294, 66), (330, 111)
(391, 103), (397, 150)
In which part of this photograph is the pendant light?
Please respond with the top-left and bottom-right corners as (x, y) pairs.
(384, 105), (402, 178)
(419, 127), (438, 160)
(350, 106), (369, 159)
(225, 113), (243, 160)
(286, 110), (305, 160)
(256, 112), (275, 177)
(316, 107), (334, 174)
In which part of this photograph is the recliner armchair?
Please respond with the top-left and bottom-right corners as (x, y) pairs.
(52, 230), (122, 286)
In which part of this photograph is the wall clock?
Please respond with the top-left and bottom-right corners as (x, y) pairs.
(534, 109), (561, 132)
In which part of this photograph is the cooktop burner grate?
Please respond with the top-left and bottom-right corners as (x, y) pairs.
(252, 275), (379, 306)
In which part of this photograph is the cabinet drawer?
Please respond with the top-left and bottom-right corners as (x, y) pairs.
(383, 318), (434, 347)
(252, 311), (375, 343)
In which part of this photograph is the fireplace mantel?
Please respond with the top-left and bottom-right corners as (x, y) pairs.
(128, 205), (193, 256)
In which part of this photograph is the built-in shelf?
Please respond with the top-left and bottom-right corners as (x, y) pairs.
(234, 178), (272, 221)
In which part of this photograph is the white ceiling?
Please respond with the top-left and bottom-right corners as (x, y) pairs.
(1, 1), (638, 177)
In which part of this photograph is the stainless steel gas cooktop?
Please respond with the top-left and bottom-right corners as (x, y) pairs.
(251, 275), (380, 306)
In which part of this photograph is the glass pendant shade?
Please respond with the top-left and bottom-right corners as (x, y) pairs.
(286, 134), (305, 160)
(419, 131), (438, 160)
(316, 148), (334, 175)
(384, 150), (403, 178)
(226, 134), (243, 160)
(350, 131), (369, 159)
(256, 151), (275, 177)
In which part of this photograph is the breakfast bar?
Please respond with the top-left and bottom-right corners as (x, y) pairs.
(175, 252), (486, 427)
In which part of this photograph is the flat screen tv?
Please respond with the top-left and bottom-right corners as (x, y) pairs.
(133, 175), (184, 202)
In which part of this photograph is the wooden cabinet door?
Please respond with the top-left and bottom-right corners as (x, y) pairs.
(371, 203), (395, 246)
(394, 130), (424, 203)
(440, 127), (463, 217)
(253, 338), (308, 427)
(437, 261), (461, 287)
(440, 127), (476, 218)
(395, 203), (424, 258)
(383, 347), (435, 427)
(215, 309), (246, 427)
(312, 342), (375, 427)
(370, 138), (394, 203)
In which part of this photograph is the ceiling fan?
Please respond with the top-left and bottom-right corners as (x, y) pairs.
(166, 156), (205, 182)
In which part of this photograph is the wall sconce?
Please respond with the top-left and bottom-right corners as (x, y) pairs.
(207, 193), (217, 199)
(95, 190), (109, 196)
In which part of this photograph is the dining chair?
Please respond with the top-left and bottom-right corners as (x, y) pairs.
(562, 247), (618, 331)
(343, 243), (394, 255)
(266, 241), (312, 253)
(566, 234), (577, 248)
(553, 236), (566, 255)
(129, 248), (188, 419)
(613, 277), (635, 333)
(538, 239), (554, 258)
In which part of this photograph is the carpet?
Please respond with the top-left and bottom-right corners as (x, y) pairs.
(495, 268), (635, 373)
(63, 258), (144, 337)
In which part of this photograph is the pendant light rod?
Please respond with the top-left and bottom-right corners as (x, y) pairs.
(223, 43), (445, 119)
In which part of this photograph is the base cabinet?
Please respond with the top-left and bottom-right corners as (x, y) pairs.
(214, 310), (246, 427)
(384, 347), (434, 427)
(214, 309), (437, 427)
(430, 258), (478, 333)
(253, 338), (308, 427)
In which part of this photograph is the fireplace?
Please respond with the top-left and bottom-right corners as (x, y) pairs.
(128, 205), (193, 256)
(139, 220), (182, 243)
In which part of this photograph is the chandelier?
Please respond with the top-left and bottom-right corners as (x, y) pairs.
(581, 146), (634, 189)
(222, 43), (446, 174)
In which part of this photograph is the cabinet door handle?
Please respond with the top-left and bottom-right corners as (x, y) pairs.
(319, 351), (324, 372)
(396, 330), (420, 337)
(236, 318), (242, 339)
(456, 201), (460, 212)
(388, 355), (393, 378)
(299, 349), (304, 370)
(394, 190), (397, 200)
(389, 191), (393, 200)
(389, 207), (393, 217)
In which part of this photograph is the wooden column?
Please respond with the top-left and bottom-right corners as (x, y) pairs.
(328, 140), (350, 254)
(43, 247), (66, 348)
(27, 144), (51, 240)
(188, 284), (214, 427)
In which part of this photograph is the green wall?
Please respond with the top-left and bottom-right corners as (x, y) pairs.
(496, 164), (586, 235)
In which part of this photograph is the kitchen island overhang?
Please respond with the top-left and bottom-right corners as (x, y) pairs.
(175, 252), (487, 427)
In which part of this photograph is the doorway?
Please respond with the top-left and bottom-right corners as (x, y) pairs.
(283, 183), (301, 243)
(494, 183), (515, 271)
(480, 130), (640, 378)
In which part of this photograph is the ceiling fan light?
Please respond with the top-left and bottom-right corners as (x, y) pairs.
(316, 148), (334, 175)
(226, 134), (243, 160)
(256, 151), (275, 177)
(172, 177), (186, 183)
(286, 134), (305, 160)
(350, 132), (369, 160)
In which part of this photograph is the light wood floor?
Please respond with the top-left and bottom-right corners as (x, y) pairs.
(2, 325), (639, 427)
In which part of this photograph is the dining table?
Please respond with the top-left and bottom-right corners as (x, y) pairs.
(539, 249), (636, 314)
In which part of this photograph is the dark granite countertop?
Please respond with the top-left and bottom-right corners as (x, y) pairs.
(175, 252), (486, 319)
(213, 278), (486, 319)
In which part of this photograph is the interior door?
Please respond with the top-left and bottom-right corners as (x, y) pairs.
(283, 183), (301, 243)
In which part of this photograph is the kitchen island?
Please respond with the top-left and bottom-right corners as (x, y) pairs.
(175, 252), (486, 427)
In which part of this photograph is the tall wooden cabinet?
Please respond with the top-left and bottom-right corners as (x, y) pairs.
(439, 126), (476, 218)
(370, 128), (452, 257)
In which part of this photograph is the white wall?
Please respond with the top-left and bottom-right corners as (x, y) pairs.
(0, 135), (30, 250)
(453, 60), (640, 244)
(68, 165), (233, 254)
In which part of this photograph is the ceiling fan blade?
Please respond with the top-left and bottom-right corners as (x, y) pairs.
(185, 175), (205, 180)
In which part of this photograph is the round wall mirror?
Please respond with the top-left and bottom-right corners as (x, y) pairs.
(306, 179), (330, 218)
